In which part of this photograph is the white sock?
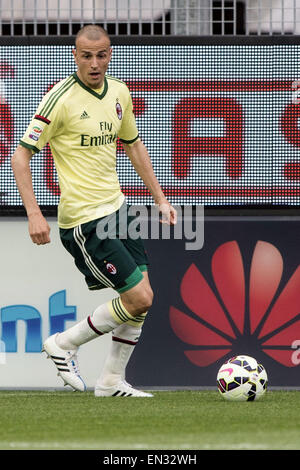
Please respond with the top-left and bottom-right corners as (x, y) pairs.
(56, 298), (136, 350)
(96, 323), (143, 387)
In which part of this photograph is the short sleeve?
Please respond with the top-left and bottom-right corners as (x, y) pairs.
(19, 90), (63, 154)
(118, 89), (139, 144)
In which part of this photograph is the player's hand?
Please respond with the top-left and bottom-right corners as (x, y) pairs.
(156, 201), (177, 225)
(28, 213), (51, 245)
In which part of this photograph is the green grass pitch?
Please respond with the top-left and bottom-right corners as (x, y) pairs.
(0, 390), (299, 450)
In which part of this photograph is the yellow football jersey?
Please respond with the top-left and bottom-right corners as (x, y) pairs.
(20, 72), (140, 228)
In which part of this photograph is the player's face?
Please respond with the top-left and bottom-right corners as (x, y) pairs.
(72, 35), (112, 89)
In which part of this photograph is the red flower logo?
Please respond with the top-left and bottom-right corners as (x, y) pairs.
(169, 241), (300, 367)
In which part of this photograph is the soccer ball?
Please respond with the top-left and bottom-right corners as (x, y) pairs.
(217, 355), (268, 401)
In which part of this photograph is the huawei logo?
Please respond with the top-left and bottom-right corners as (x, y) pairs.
(169, 241), (300, 368)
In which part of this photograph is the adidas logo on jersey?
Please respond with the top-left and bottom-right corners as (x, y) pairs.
(80, 110), (90, 119)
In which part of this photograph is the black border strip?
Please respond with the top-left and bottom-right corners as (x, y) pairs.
(1, 35), (300, 46)
(2, 205), (299, 217)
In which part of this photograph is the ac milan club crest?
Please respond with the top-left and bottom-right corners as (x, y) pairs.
(106, 263), (117, 275)
(116, 100), (122, 120)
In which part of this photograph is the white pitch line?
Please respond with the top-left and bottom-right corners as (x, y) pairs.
(0, 441), (289, 450)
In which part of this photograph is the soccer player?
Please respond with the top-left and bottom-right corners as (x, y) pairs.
(11, 24), (177, 397)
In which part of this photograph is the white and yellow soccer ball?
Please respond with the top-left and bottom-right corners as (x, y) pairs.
(217, 355), (268, 401)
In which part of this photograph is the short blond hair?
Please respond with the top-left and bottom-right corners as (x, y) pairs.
(75, 24), (110, 47)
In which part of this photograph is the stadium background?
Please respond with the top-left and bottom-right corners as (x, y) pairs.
(0, 0), (300, 389)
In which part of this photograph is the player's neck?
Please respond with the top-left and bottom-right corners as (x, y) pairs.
(76, 71), (104, 91)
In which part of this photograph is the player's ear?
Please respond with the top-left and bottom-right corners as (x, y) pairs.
(72, 48), (77, 64)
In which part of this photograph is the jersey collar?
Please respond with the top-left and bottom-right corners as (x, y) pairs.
(73, 72), (108, 100)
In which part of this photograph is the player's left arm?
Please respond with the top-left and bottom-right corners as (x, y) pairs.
(122, 139), (177, 225)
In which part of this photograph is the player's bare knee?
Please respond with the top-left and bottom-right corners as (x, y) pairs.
(121, 288), (153, 317)
(140, 288), (153, 312)
(133, 291), (153, 316)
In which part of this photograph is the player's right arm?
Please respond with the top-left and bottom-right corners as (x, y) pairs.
(11, 145), (51, 245)
(11, 78), (70, 244)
